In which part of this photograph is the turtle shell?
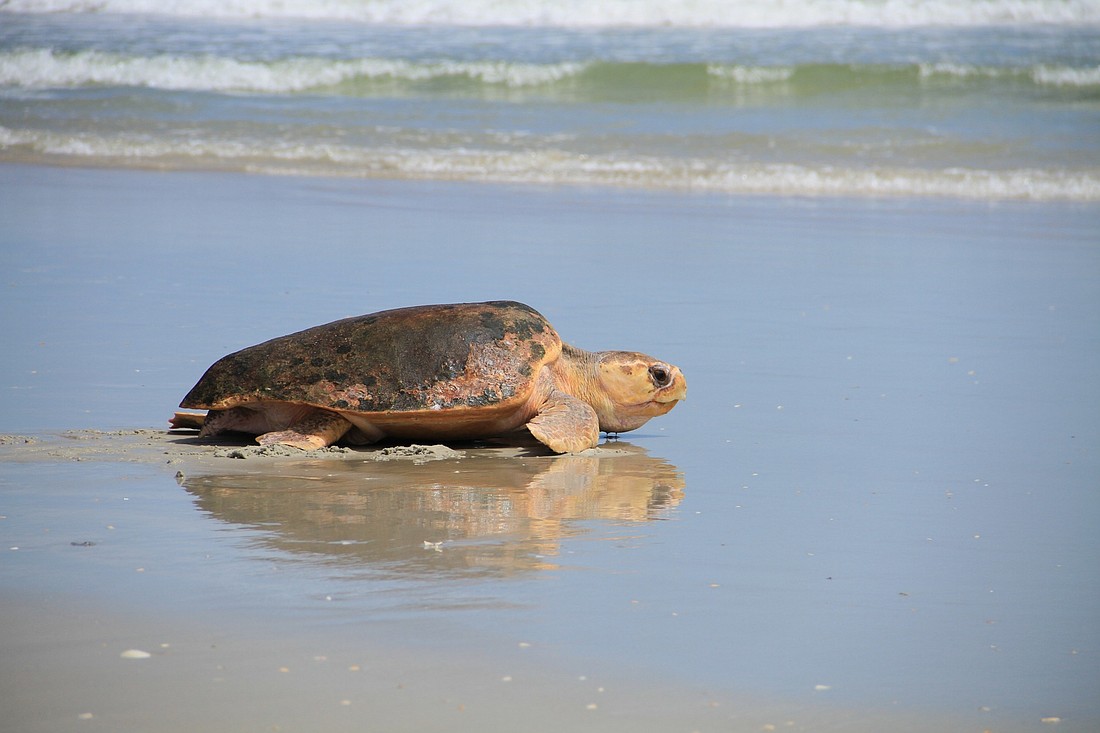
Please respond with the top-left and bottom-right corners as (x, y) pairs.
(180, 301), (562, 416)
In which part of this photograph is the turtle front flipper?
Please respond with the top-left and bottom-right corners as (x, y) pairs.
(257, 409), (354, 451)
(526, 389), (600, 454)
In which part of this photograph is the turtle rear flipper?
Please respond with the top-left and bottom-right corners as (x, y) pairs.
(257, 409), (354, 451)
(527, 389), (599, 454)
(169, 411), (206, 430)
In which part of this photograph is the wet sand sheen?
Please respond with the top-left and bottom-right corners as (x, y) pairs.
(2, 165), (1098, 732)
(2, 432), (712, 733)
(0, 431), (994, 733)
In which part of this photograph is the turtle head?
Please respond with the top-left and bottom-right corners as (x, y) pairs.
(588, 351), (687, 434)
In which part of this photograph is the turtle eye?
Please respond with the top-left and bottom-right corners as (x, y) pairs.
(649, 364), (672, 388)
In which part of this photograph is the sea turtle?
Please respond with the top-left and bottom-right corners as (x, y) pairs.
(170, 300), (686, 454)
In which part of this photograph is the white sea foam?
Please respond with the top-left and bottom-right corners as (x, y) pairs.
(919, 62), (1004, 80)
(921, 61), (1100, 87)
(6, 50), (1093, 95)
(0, 49), (587, 92)
(3, 126), (1097, 201)
(2, 0), (1098, 27)
(707, 65), (795, 84)
(1032, 64), (1100, 87)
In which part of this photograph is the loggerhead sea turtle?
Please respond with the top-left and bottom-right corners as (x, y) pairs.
(170, 301), (686, 454)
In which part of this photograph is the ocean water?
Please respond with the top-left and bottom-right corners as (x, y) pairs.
(2, 0), (1099, 200)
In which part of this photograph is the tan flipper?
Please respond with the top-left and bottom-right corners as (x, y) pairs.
(169, 411), (207, 430)
(526, 389), (600, 454)
(257, 410), (353, 451)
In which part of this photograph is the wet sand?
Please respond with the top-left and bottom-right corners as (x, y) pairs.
(0, 430), (1010, 733)
(2, 164), (1099, 732)
(2, 432), (717, 733)
(0, 430), (858, 733)
(1, 428), (495, 466)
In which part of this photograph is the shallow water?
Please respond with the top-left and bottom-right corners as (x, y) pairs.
(1, 164), (1099, 731)
(2, 9), (1098, 199)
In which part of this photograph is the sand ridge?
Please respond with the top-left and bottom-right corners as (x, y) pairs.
(0, 428), (629, 470)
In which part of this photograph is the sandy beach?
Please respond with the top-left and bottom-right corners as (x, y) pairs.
(1, 430), (710, 733)
(2, 163), (1099, 732)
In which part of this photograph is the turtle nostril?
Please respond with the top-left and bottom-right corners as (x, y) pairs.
(649, 365), (671, 387)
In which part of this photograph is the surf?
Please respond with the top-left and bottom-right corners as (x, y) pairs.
(3, 0), (1098, 27)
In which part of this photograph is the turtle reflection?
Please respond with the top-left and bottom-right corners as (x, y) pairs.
(179, 443), (683, 578)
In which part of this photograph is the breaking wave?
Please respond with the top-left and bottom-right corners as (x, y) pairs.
(2, 49), (1098, 95)
(3, 0), (1100, 27)
(0, 49), (587, 92)
(2, 125), (1097, 201)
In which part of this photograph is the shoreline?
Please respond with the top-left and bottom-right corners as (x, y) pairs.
(4, 155), (1098, 203)
(0, 428), (632, 467)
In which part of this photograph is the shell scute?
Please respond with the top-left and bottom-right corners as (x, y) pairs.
(180, 301), (561, 416)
